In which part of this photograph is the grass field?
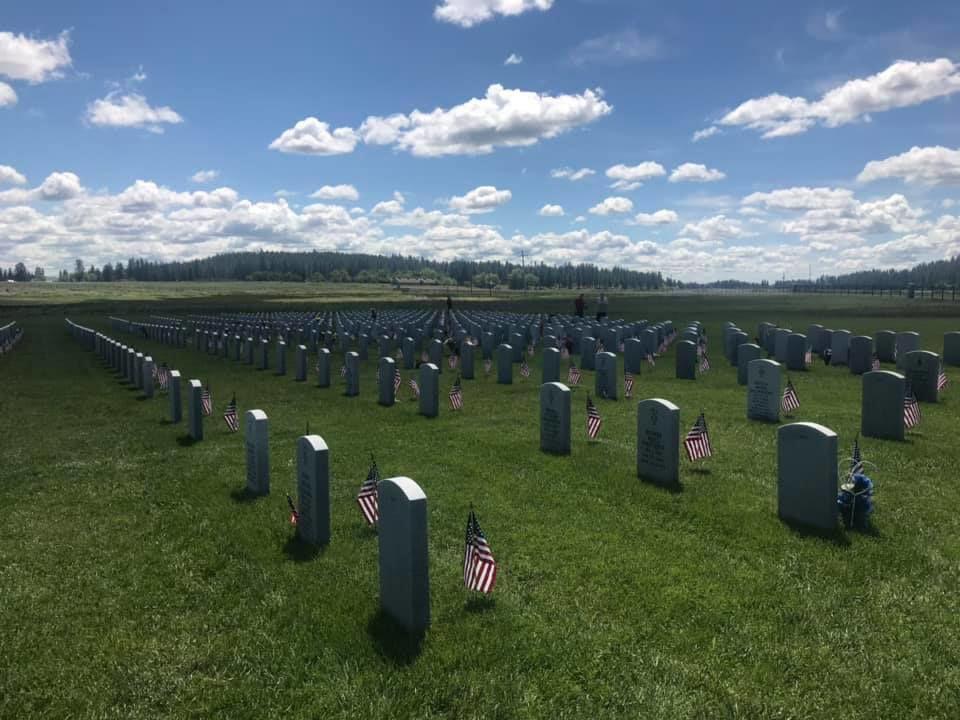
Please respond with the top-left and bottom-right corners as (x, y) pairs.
(2, 287), (959, 719)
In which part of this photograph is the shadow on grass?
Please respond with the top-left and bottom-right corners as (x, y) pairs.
(352, 525), (379, 541)
(176, 434), (198, 447)
(464, 595), (496, 614)
(641, 478), (684, 494)
(159, 418), (175, 425)
(781, 518), (851, 547)
(688, 467), (712, 476)
(367, 610), (424, 665)
(283, 534), (324, 562)
(229, 487), (263, 504)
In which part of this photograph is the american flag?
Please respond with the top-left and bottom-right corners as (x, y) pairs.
(357, 460), (380, 525)
(394, 367), (402, 394)
(519, 359), (531, 378)
(595, 339), (605, 353)
(448, 354), (459, 369)
(699, 353), (711, 374)
(201, 385), (213, 416)
(339, 364), (347, 378)
(586, 394), (602, 440)
(484, 358), (492, 375)
(871, 355), (881, 371)
(904, 383), (922, 429)
(408, 377), (420, 398)
(780, 379), (800, 415)
(463, 510), (497, 594)
(805, 349), (813, 367)
(850, 435), (864, 478)
(223, 393), (240, 432)
(683, 412), (712, 462)
(568, 363), (581, 385)
(286, 494), (299, 526)
(624, 372), (635, 398)
(938, 367), (948, 391)
(158, 364), (169, 390)
(646, 353), (656, 368)
(618, 341), (625, 353)
(449, 375), (464, 410)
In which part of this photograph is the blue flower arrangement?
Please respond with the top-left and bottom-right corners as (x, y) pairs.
(837, 474), (874, 529)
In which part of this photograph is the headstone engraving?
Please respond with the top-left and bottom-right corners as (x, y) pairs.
(748, 359), (781, 422)
(594, 351), (618, 399)
(637, 398), (680, 488)
(902, 350), (940, 403)
(540, 382), (571, 454)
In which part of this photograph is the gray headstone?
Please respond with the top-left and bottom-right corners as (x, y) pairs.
(245, 409), (270, 496)
(169, 370), (182, 423)
(428, 339), (443, 372)
(636, 398), (680, 488)
(481, 332), (494, 359)
(417, 363), (439, 417)
(806, 324), (824, 352)
(595, 351), (618, 399)
(510, 333), (524, 362)
(944, 332), (960, 367)
(245, 337), (254, 364)
(861, 370), (906, 441)
(259, 339), (270, 370)
(378, 357), (396, 407)
(461, 342), (475, 379)
(729, 331), (748, 366)
(497, 344), (513, 384)
(874, 330), (896, 362)
(581, 336), (596, 370)
(774, 329), (791, 363)
(675, 340), (697, 380)
(345, 351), (360, 396)
(295, 345), (307, 381)
(903, 350), (940, 402)
(316, 348), (330, 387)
(737, 343), (762, 386)
(188, 379), (203, 441)
(777, 422), (838, 531)
(542, 347), (560, 384)
(748, 359), (781, 422)
(297, 435), (330, 546)
(377, 477), (430, 634)
(848, 336), (873, 375)
(142, 356), (155, 398)
(402, 337), (415, 369)
(895, 331), (920, 369)
(276, 341), (287, 375)
(624, 338), (643, 373)
(786, 333), (807, 371)
(540, 382), (571, 454)
(830, 330), (851, 366)
(135, 352), (144, 389)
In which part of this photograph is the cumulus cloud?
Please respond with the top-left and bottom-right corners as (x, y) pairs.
(0, 81), (15, 107)
(310, 184), (360, 202)
(86, 92), (184, 133)
(605, 162), (665, 190)
(678, 215), (749, 243)
(372, 192), (407, 216)
(268, 117), (358, 155)
(434, 0), (554, 28)
(0, 171), (83, 204)
(742, 186), (855, 210)
(191, 169), (219, 184)
(0, 165), (27, 186)
(570, 29), (661, 66)
(691, 126), (719, 142)
(504, 53), (523, 65)
(539, 204), (564, 216)
(448, 185), (511, 213)
(589, 196), (633, 215)
(669, 163), (726, 183)
(0, 30), (71, 83)
(857, 146), (960, 185)
(777, 193), (928, 247)
(275, 85), (611, 158)
(551, 167), (595, 181)
(720, 58), (960, 139)
(630, 209), (678, 225)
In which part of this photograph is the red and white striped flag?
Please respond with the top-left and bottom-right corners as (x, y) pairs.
(586, 394), (602, 440)
(780, 379), (800, 415)
(357, 461), (380, 525)
(449, 375), (464, 410)
(904, 385), (922, 429)
(568, 363), (581, 385)
(699, 353), (711, 374)
(394, 367), (402, 394)
(223, 393), (240, 432)
(871, 355), (881, 371)
(624, 372), (635, 398)
(519, 359), (531, 378)
(408, 378), (420, 398)
(805, 349), (813, 367)
(938, 367), (948, 391)
(201, 386), (213, 416)
(463, 510), (497, 594)
(684, 412), (712, 461)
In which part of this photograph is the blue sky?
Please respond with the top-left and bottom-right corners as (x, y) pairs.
(1, 0), (959, 280)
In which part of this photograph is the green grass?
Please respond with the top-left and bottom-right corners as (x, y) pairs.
(2, 292), (959, 719)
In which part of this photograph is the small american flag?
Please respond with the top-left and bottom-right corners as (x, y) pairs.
(357, 460), (380, 525)
(684, 412), (712, 462)
(449, 375), (463, 410)
(223, 393), (240, 432)
(339, 364), (347, 378)
(484, 358), (492, 375)
(408, 378), (420, 398)
(586, 394), (602, 439)
(595, 339), (605, 353)
(646, 353), (656, 368)
(780, 379), (800, 415)
(938, 367), (948, 391)
(871, 355), (881, 371)
(849, 435), (864, 478)
(448, 354), (459, 369)
(286, 494), (299, 526)
(519, 359), (531, 378)
(394, 367), (402, 394)
(201, 386), (213, 416)
(158, 364), (169, 390)
(699, 353), (711, 374)
(624, 372), (635, 398)
(805, 349), (813, 367)
(568, 363), (581, 385)
(463, 510), (497, 594)
(904, 383), (922, 429)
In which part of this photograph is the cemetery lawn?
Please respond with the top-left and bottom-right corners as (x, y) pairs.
(2, 292), (959, 720)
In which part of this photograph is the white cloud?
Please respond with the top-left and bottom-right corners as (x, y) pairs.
(448, 185), (511, 214)
(434, 0), (554, 28)
(605, 162), (666, 190)
(551, 167), (595, 181)
(0, 171), (83, 204)
(571, 29), (661, 66)
(857, 146), (960, 185)
(589, 196), (633, 215)
(539, 204), (564, 217)
(268, 118), (359, 155)
(310, 184), (360, 202)
(691, 126), (719, 142)
(720, 58), (960, 139)
(669, 163), (726, 183)
(504, 53), (523, 65)
(0, 165), (27, 186)
(191, 169), (219, 184)
(807, 9), (845, 40)
(630, 209), (678, 225)
(0, 81), (16, 107)
(779, 193), (927, 247)
(573, 215), (586, 223)
(0, 30), (71, 83)
(944, 199), (956, 209)
(86, 92), (184, 133)
(742, 186), (855, 210)
(678, 214), (749, 243)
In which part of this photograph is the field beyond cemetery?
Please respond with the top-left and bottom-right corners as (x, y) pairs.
(2, 285), (958, 719)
